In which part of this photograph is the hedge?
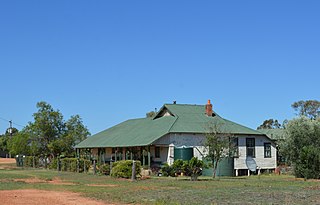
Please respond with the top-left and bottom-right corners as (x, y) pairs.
(49, 158), (90, 173)
(24, 156), (40, 168)
(111, 160), (141, 178)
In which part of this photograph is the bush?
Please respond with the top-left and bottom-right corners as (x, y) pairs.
(161, 163), (175, 177)
(49, 157), (90, 173)
(111, 160), (141, 178)
(161, 157), (206, 180)
(24, 156), (40, 168)
(285, 117), (320, 179)
(49, 158), (58, 169)
(99, 163), (111, 175)
(182, 157), (206, 181)
(161, 160), (184, 177)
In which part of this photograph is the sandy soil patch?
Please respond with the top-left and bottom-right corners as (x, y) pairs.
(0, 189), (115, 205)
(0, 158), (16, 164)
(12, 177), (77, 186)
(86, 184), (119, 187)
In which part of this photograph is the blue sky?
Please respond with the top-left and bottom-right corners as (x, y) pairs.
(0, 1), (319, 134)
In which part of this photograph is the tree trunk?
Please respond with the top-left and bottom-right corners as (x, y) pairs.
(213, 160), (219, 178)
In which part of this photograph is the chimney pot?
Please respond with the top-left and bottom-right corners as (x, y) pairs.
(205, 99), (213, 117)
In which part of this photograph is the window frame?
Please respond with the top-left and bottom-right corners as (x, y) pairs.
(233, 137), (239, 157)
(155, 146), (161, 158)
(246, 138), (255, 158)
(264, 143), (272, 158)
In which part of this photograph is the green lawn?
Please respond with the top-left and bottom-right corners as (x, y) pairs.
(0, 168), (319, 205)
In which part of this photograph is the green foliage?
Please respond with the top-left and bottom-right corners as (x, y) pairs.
(111, 160), (141, 178)
(98, 163), (111, 175)
(24, 156), (40, 168)
(0, 135), (9, 153)
(17, 101), (90, 158)
(204, 122), (235, 178)
(49, 158), (58, 170)
(291, 100), (320, 119)
(8, 132), (31, 156)
(146, 111), (156, 118)
(161, 158), (206, 180)
(0, 168), (319, 205)
(48, 157), (90, 173)
(285, 117), (320, 179)
(0, 127), (19, 155)
(161, 163), (175, 177)
(257, 119), (282, 129)
(182, 157), (206, 181)
(64, 115), (91, 155)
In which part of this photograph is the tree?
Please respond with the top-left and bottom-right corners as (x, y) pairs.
(21, 101), (90, 158)
(204, 122), (235, 178)
(257, 119), (282, 129)
(291, 100), (320, 119)
(63, 115), (90, 155)
(25, 101), (66, 157)
(146, 111), (156, 118)
(0, 127), (19, 156)
(8, 131), (31, 156)
(284, 117), (320, 179)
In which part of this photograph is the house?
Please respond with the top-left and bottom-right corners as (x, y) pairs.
(258, 128), (286, 165)
(75, 100), (277, 176)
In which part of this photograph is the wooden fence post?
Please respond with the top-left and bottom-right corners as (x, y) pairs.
(93, 159), (96, 175)
(131, 160), (136, 181)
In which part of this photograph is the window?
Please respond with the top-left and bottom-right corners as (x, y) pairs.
(264, 143), (271, 158)
(155, 146), (161, 158)
(233, 138), (239, 157)
(246, 138), (255, 157)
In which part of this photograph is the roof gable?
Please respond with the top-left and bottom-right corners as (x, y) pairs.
(76, 103), (266, 148)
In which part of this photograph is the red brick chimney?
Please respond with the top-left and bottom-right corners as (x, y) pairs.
(205, 100), (213, 117)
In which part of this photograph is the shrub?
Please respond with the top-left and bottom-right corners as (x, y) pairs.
(99, 163), (111, 175)
(49, 158), (58, 170)
(161, 163), (175, 177)
(161, 157), (206, 180)
(111, 160), (141, 178)
(24, 156), (40, 168)
(49, 157), (90, 173)
(182, 157), (206, 181)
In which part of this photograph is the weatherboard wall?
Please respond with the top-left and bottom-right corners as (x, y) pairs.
(234, 135), (277, 170)
(153, 133), (206, 164)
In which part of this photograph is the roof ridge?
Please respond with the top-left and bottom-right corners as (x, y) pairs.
(167, 114), (179, 133)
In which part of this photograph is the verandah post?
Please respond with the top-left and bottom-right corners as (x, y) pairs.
(148, 146), (151, 168)
(131, 160), (136, 181)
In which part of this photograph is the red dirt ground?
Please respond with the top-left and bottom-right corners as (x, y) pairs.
(0, 158), (15, 164)
(0, 158), (118, 205)
(0, 189), (114, 205)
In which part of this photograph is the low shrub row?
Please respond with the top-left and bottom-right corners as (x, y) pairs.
(111, 160), (141, 178)
(49, 158), (91, 173)
(24, 156), (40, 168)
(161, 157), (207, 180)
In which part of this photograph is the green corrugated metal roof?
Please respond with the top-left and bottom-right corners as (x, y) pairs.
(165, 104), (262, 135)
(258, 129), (286, 140)
(76, 103), (265, 148)
(76, 116), (175, 148)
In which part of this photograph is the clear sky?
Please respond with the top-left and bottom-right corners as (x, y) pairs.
(0, 1), (319, 135)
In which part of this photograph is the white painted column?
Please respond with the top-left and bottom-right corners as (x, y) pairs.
(168, 144), (175, 165)
(235, 169), (239, 177)
(248, 170), (250, 176)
